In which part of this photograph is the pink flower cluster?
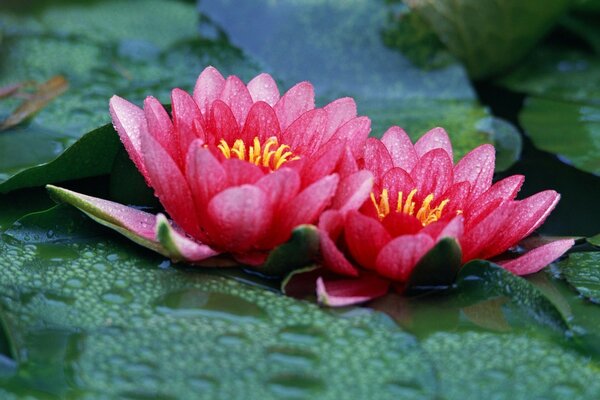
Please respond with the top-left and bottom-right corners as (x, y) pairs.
(57, 67), (573, 306)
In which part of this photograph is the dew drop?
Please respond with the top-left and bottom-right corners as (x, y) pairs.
(267, 374), (324, 399)
(101, 289), (133, 305)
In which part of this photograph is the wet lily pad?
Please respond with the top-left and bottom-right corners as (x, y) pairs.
(0, 206), (437, 399)
(557, 251), (600, 303)
(519, 97), (600, 175)
(0, 0), (260, 184)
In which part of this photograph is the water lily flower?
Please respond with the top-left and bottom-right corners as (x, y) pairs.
(297, 127), (574, 306)
(48, 66), (372, 267)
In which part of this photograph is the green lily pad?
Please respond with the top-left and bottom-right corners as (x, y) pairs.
(0, 0), (260, 185)
(519, 97), (600, 175)
(456, 260), (569, 333)
(557, 251), (600, 303)
(200, 0), (521, 167)
(423, 331), (600, 399)
(405, 237), (462, 292)
(0, 206), (437, 399)
(406, 0), (570, 79)
(588, 233), (600, 247)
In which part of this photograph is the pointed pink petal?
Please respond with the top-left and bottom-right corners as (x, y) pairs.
(411, 148), (453, 199)
(219, 75), (253, 127)
(375, 234), (435, 282)
(380, 167), (415, 196)
(318, 211), (360, 277)
(172, 88), (206, 163)
(322, 97), (357, 141)
(109, 95), (150, 181)
(223, 158), (264, 187)
(255, 167), (301, 210)
(381, 126), (418, 171)
(209, 100), (240, 144)
(414, 127), (453, 161)
(363, 138), (393, 184)
(193, 66), (226, 117)
(141, 132), (202, 239)
(482, 191), (561, 258)
(499, 239), (574, 275)
(317, 275), (390, 306)
(460, 202), (513, 261)
(332, 170), (374, 213)
(381, 211), (424, 237)
(274, 81), (315, 130)
(185, 142), (227, 213)
(144, 96), (180, 166)
(281, 108), (327, 154)
(155, 214), (219, 262)
(247, 73), (280, 106)
(330, 116), (371, 158)
(283, 174), (340, 230)
(471, 174), (525, 212)
(337, 145), (360, 176)
(439, 181), (470, 217)
(205, 184), (272, 253)
(345, 211), (391, 270)
(300, 140), (344, 186)
(241, 101), (281, 143)
(421, 214), (464, 241)
(454, 144), (496, 201)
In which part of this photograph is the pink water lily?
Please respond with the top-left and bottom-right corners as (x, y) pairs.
(303, 127), (574, 306)
(49, 67), (372, 266)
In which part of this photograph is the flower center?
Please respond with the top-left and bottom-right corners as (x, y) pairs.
(370, 188), (450, 226)
(217, 136), (299, 170)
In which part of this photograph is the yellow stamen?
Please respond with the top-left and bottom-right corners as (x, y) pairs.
(216, 136), (300, 170)
(370, 188), (451, 226)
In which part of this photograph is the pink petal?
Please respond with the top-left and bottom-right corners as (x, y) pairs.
(439, 181), (470, 217)
(482, 191), (560, 258)
(499, 239), (574, 275)
(380, 167), (415, 196)
(345, 211), (391, 270)
(193, 66), (226, 117)
(282, 174), (340, 230)
(247, 73), (280, 106)
(155, 213), (220, 262)
(141, 132), (202, 239)
(205, 185), (273, 253)
(240, 101), (281, 144)
(144, 96), (180, 166)
(381, 212), (424, 238)
(274, 81), (315, 130)
(337, 145), (360, 177)
(317, 275), (390, 307)
(171, 88), (206, 163)
(476, 174), (524, 203)
(332, 170), (374, 213)
(281, 108), (327, 154)
(375, 234), (435, 282)
(454, 144), (496, 201)
(363, 138), (393, 184)
(460, 202), (513, 261)
(330, 116), (371, 158)
(318, 211), (360, 277)
(223, 158), (264, 187)
(209, 100), (240, 145)
(381, 126), (418, 171)
(185, 143), (227, 212)
(322, 97), (357, 141)
(421, 214), (464, 241)
(109, 95), (150, 181)
(300, 140), (344, 186)
(411, 148), (453, 199)
(414, 127), (453, 161)
(255, 167), (301, 211)
(219, 75), (253, 127)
